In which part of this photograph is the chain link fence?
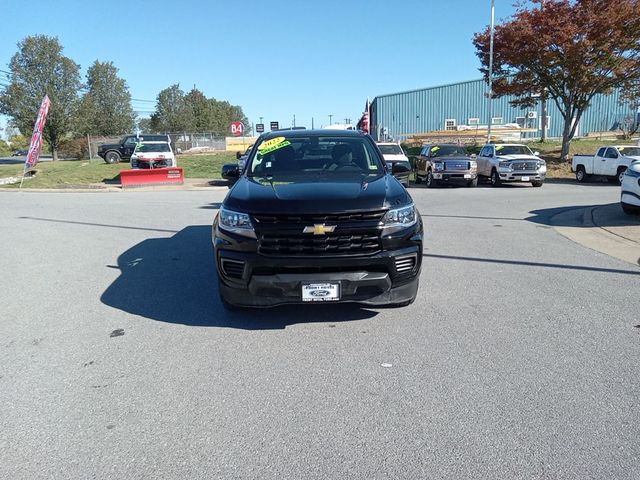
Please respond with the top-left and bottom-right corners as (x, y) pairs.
(87, 132), (236, 159)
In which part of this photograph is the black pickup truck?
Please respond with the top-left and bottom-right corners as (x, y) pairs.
(97, 134), (171, 164)
(213, 129), (422, 309)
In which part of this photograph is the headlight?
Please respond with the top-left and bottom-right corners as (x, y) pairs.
(218, 207), (256, 238)
(498, 161), (512, 169)
(433, 162), (444, 171)
(537, 160), (546, 170)
(382, 204), (417, 233)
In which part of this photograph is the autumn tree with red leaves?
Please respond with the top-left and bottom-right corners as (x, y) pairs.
(473, 0), (640, 160)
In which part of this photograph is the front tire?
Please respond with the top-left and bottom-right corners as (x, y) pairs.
(104, 151), (121, 164)
(575, 166), (588, 182)
(531, 180), (544, 187)
(425, 170), (435, 188)
(617, 168), (627, 185)
(490, 169), (501, 187)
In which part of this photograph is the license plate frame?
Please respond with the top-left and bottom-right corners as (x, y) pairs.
(302, 283), (341, 302)
(521, 176), (530, 181)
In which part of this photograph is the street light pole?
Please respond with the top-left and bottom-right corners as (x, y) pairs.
(487, 0), (495, 143)
(328, 114), (333, 125)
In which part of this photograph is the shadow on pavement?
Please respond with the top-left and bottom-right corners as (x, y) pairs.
(527, 203), (640, 228)
(100, 225), (379, 329)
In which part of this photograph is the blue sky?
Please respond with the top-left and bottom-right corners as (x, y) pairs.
(1, 0), (521, 134)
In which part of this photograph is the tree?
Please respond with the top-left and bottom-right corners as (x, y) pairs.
(184, 87), (214, 131)
(76, 60), (135, 136)
(150, 84), (190, 132)
(137, 117), (152, 133)
(150, 84), (251, 135)
(0, 35), (81, 161)
(473, 0), (640, 160)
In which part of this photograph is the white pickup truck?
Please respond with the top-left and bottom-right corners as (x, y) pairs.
(572, 146), (640, 185)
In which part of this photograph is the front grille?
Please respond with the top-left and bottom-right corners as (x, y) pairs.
(253, 210), (386, 224)
(444, 161), (469, 171)
(511, 161), (538, 171)
(259, 232), (381, 256)
(395, 254), (417, 273)
(220, 258), (245, 279)
(254, 210), (386, 257)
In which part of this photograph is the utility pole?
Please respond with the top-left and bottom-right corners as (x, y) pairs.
(487, 0), (495, 143)
(312, 117), (314, 129)
(328, 114), (333, 125)
(293, 114), (296, 128)
(259, 117), (263, 125)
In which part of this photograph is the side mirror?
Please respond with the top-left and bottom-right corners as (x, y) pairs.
(392, 163), (411, 175)
(533, 151), (540, 156)
(221, 163), (239, 180)
(236, 151), (242, 160)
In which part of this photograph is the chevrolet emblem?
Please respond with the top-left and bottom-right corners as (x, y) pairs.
(303, 224), (336, 235)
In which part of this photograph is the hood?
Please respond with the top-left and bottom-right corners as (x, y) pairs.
(382, 154), (409, 162)
(224, 173), (410, 214)
(496, 154), (540, 161)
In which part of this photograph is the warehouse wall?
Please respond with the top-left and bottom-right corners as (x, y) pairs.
(371, 79), (634, 141)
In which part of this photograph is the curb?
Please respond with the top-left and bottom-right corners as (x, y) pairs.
(551, 205), (640, 267)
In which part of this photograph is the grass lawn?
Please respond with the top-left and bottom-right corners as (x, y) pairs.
(0, 152), (236, 189)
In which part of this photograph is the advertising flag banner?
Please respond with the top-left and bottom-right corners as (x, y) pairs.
(25, 95), (51, 170)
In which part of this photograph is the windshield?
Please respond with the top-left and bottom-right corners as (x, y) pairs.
(378, 144), (404, 155)
(248, 136), (384, 178)
(618, 147), (640, 156)
(431, 145), (467, 157)
(135, 143), (171, 153)
(495, 145), (533, 156)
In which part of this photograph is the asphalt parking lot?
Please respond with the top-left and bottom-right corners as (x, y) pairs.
(1, 182), (639, 479)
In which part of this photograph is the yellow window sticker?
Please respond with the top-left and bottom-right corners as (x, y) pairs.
(431, 146), (440, 152)
(259, 140), (292, 156)
(495, 145), (504, 151)
(258, 137), (286, 151)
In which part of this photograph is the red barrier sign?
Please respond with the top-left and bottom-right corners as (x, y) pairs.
(231, 121), (244, 137)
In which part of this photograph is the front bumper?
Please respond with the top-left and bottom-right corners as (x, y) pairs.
(498, 170), (545, 182)
(213, 222), (423, 307)
(433, 172), (477, 183)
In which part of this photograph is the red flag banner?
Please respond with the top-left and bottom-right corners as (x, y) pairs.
(25, 95), (51, 170)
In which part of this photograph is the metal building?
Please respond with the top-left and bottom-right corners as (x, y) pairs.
(370, 78), (635, 142)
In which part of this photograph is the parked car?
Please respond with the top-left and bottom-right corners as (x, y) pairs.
(572, 146), (640, 185)
(130, 141), (176, 169)
(476, 144), (546, 187)
(235, 144), (254, 171)
(12, 149), (28, 156)
(213, 129), (422, 309)
(414, 144), (478, 187)
(98, 134), (171, 164)
(621, 160), (640, 215)
(377, 142), (411, 186)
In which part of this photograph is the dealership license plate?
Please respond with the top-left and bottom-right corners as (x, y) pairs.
(464, 174), (472, 179)
(521, 176), (530, 181)
(302, 283), (340, 302)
